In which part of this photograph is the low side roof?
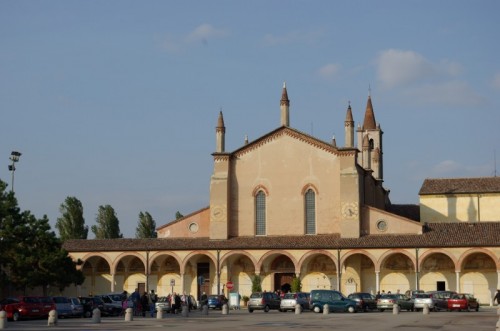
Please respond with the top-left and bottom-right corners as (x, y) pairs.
(419, 177), (500, 195)
(63, 222), (500, 252)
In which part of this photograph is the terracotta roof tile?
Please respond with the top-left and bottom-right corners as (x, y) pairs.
(419, 177), (500, 195)
(63, 222), (500, 252)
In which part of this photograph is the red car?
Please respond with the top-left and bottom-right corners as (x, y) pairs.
(447, 293), (479, 312)
(0, 296), (55, 321)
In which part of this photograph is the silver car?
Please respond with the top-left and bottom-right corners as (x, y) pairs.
(155, 296), (171, 313)
(280, 292), (310, 312)
(412, 293), (435, 311)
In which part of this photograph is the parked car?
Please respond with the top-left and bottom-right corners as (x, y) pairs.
(427, 291), (457, 311)
(377, 294), (414, 312)
(155, 296), (171, 313)
(207, 295), (227, 310)
(38, 296), (56, 316)
(347, 292), (377, 311)
(309, 289), (360, 313)
(0, 296), (49, 321)
(412, 293), (436, 311)
(69, 297), (84, 317)
(247, 292), (281, 313)
(447, 293), (479, 312)
(94, 294), (123, 316)
(280, 292), (310, 312)
(405, 289), (425, 298)
(78, 296), (105, 318)
(52, 296), (73, 318)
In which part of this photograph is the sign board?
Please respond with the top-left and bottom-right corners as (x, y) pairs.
(226, 281), (234, 290)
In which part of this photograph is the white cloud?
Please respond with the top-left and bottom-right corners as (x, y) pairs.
(317, 63), (341, 79)
(186, 24), (229, 44)
(492, 72), (500, 91)
(160, 24), (229, 52)
(439, 59), (463, 77)
(376, 49), (434, 88)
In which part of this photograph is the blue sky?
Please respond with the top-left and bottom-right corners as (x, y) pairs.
(1, 0), (499, 238)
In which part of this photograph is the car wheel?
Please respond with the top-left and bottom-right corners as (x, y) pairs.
(84, 311), (92, 318)
(264, 305), (270, 313)
(475, 305), (479, 312)
(12, 311), (20, 322)
(313, 306), (321, 313)
(379, 309), (385, 312)
(248, 309), (253, 313)
(347, 306), (355, 313)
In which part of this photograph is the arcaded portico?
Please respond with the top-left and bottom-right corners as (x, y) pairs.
(63, 85), (500, 306)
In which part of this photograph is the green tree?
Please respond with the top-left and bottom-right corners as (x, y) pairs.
(251, 274), (262, 293)
(0, 179), (84, 294)
(291, 276), (302, 293)
(0, 180), (20, 288)
(55, 196), (88, 241)
(91, 205), (123, 239)
(135, 211), (157, 238)
(175, 211), (184, 220)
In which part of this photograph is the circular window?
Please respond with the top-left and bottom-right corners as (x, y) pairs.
(376, 219), (387, 232)
(188, 222), (199, 233)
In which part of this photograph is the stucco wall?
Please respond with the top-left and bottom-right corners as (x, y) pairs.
(420, 193), (500, 222)
(229, 134), (343, 236)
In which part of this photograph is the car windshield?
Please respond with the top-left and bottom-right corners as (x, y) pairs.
(381, 294), (396, 299)
(250, 293), (263, 299)
(283, 293), (295, 299)
(414, 294), (430, 298)
(109, 294), (123, 301)
(70, 298), (81, 305)
(53, 297), (70, 303)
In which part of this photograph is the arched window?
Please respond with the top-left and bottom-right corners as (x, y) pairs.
(305, 189), (316, 234)
(369, 139), (374, 150)
(255, 191), (266, 236)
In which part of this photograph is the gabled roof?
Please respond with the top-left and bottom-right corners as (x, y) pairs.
(156, 206), (209, 231)
(419, 177), (500, 195)
(230, 126), (356, 158)
(63, 222), (500, 252)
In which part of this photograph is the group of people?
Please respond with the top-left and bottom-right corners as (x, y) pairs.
(122, 288), (158, 317)
(169, 292), (195, 313)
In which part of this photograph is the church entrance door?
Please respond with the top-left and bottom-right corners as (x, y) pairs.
(274, 273), (294, 293)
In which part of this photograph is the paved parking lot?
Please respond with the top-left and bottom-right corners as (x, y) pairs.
(3, 306), (499, 331)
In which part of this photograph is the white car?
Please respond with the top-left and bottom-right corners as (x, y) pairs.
(412, 293), (435, 311)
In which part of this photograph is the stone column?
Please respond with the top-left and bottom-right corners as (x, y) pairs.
(111, 273), (115, 293)
(375, 271), (380, 292)
(180, 273), (185, 294)
(455, 271), (460, 293)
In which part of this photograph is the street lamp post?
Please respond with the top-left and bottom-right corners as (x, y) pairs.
(8, 151), (21, 193)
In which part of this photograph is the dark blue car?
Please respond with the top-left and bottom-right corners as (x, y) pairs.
(207, 295), (227, 309)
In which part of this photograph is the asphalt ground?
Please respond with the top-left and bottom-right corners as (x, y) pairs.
(2, 306), (499, 331)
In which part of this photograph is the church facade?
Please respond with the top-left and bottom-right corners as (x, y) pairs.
(64, 84), (500, 305)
